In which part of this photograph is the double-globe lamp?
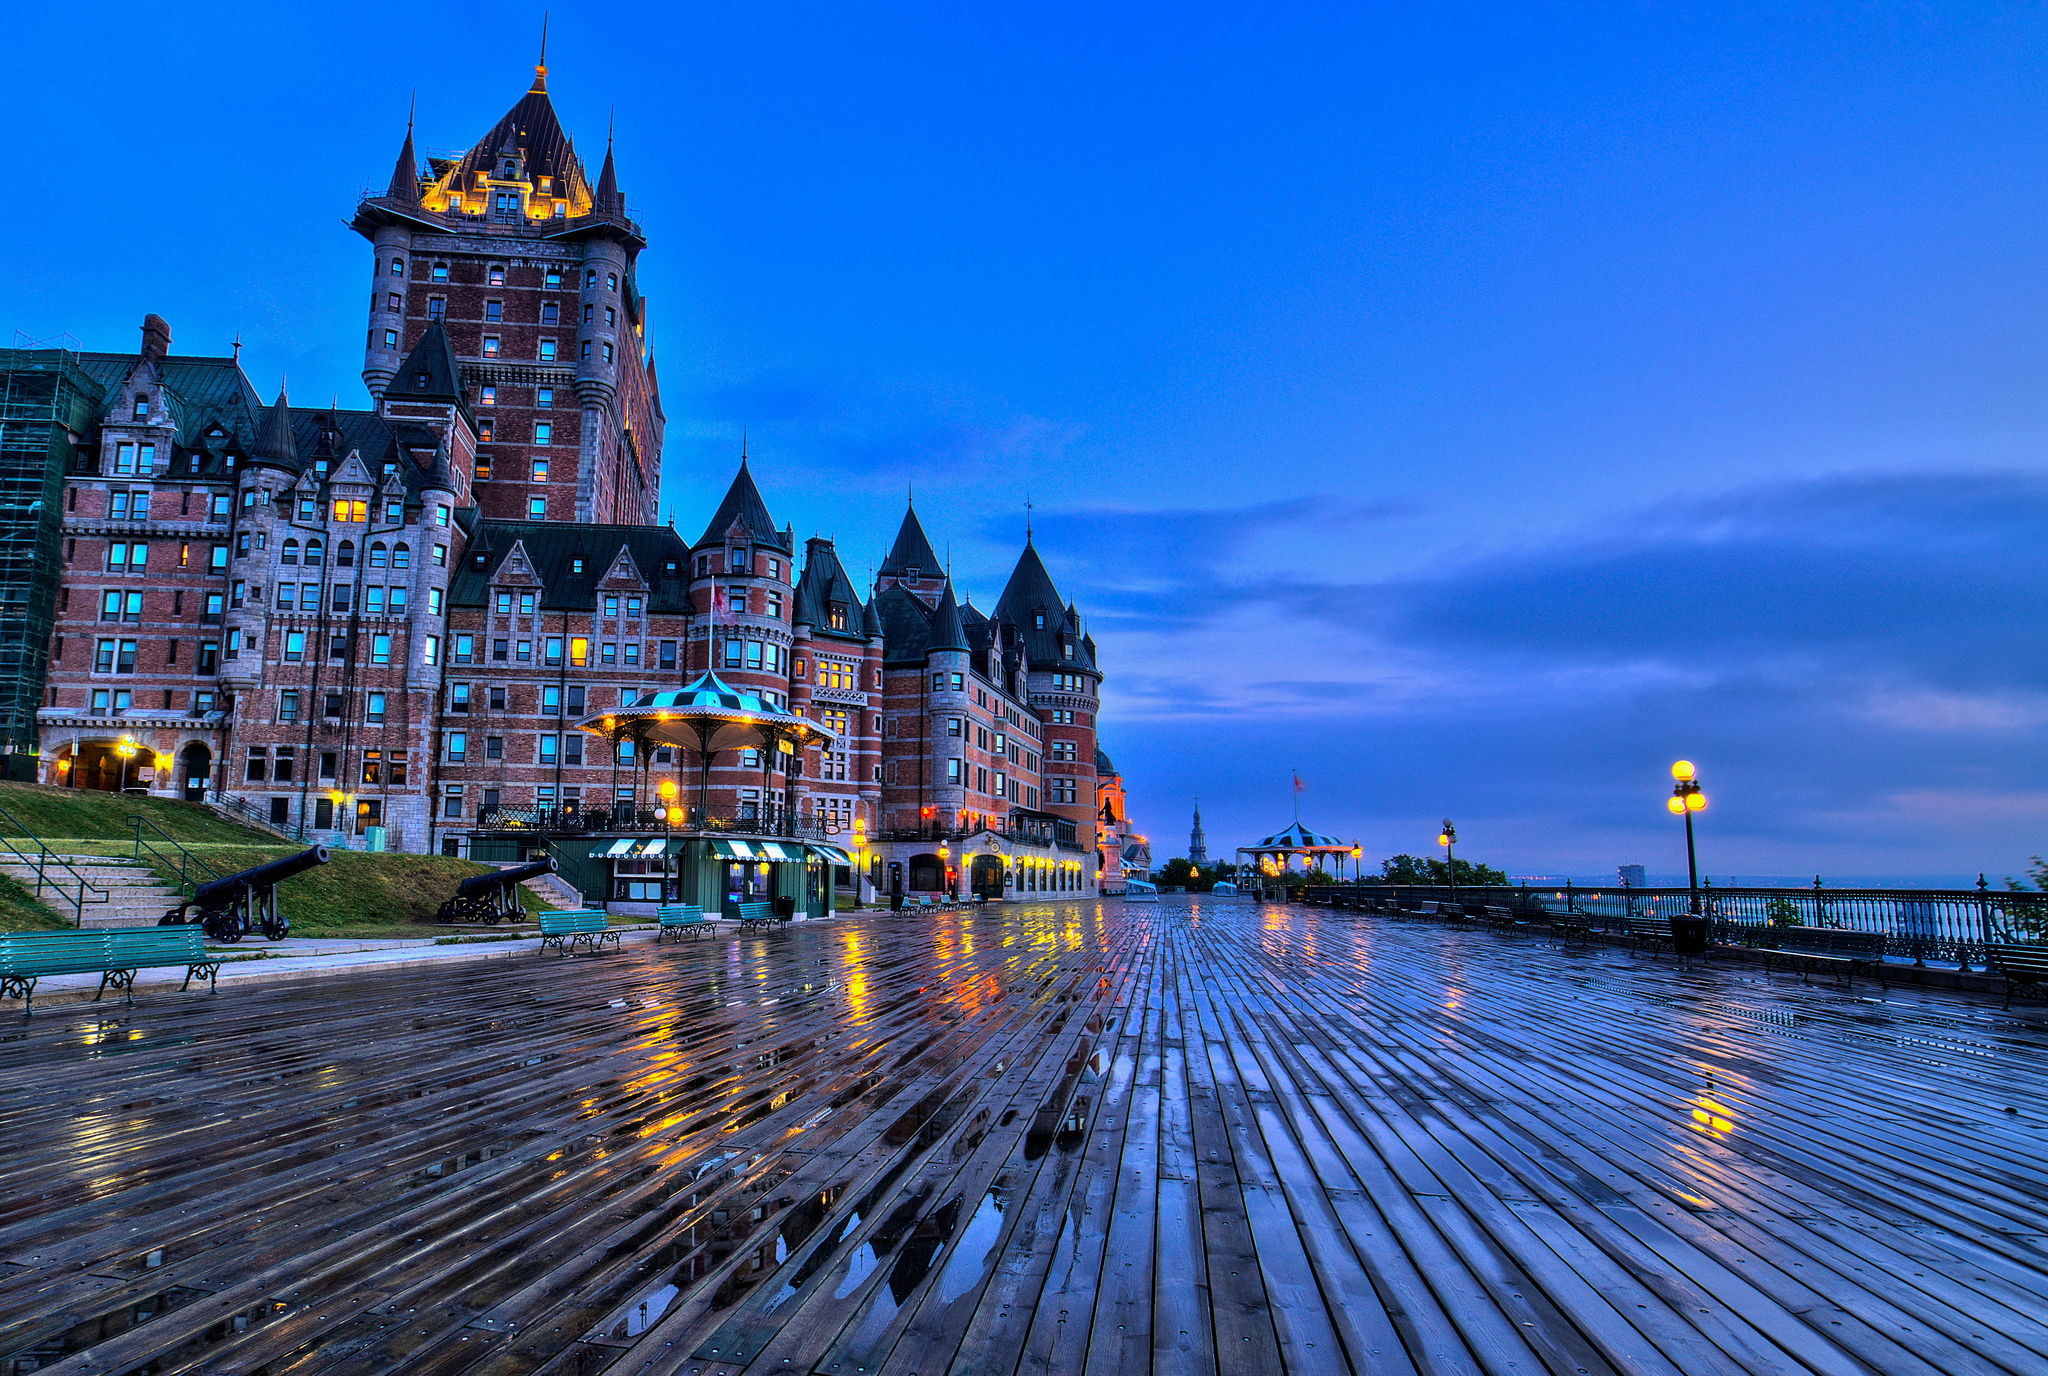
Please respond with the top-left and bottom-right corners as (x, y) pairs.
(1668, 761), (1707, 913)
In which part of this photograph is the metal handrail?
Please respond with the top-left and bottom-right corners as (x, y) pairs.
(0, 801), (109, 927)
(128, 814), (225, 901)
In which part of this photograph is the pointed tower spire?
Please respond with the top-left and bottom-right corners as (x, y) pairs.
(252, 384), (298, 470)
(594, 112), (621, 214)
(928, 581), (969, 653)
(879, 501), (942, 581)
(386, 97), (420, 204)
(532, 12), (550, 92)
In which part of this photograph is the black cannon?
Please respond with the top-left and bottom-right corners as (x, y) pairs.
(436, 858), (557, 925)
(160, 845), (330, 942)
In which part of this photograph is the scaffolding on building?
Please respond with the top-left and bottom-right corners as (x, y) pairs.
(0, 349), (101, 770)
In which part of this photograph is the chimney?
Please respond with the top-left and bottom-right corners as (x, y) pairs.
(140, 314), (171, 362)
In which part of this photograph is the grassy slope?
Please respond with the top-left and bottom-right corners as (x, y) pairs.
(0, 782), (563, 936)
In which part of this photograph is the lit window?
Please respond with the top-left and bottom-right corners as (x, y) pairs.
(480, 385), (496, 406)
(570, 637), (589, 667)
(532, 459), (549, 481)
(483, 336), (500, 358)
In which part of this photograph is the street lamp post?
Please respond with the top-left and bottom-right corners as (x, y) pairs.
(1438, 818), (1457, 909)
(1668, 760), (1707, 914)
(658, 780), (680, 902)
(114, 735), (138, 794)
(1351, 842), (1363, 894)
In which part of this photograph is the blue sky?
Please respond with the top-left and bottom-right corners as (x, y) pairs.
(9, 3), (2046, 883)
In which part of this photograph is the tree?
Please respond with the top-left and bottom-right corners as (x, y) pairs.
(1155, 858), (1240, 891)
(1379, 853), (1508, 886)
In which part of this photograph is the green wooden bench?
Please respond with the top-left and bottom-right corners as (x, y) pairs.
(0, 927), (222, 1015)
(537, 910), (618, 956)
(735, 901), (778, 933)
(1762, 927), (1887, 991)
(658, 905), (714, 941)
(1481, 904), (1532, 937)
(1625, 916), (1676, 958)
(1986, 943), (2048, 1009)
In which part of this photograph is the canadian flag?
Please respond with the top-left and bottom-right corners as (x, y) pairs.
(711, 585), (725, 617)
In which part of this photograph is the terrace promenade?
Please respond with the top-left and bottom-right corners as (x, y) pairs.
(3, 898), (2046, 1374)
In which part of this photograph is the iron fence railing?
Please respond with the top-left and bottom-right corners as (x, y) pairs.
(1298, 882), (2048, 966)
(127, 814), (223, 901)
(0, 800), (108, 926)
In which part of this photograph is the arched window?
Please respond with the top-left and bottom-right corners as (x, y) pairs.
(304, 538), (324, 566)
(280, 539), (299, 565)
(369, 542), (388, 569)
(336, 540), (356, 568)
(392, 542), (411, 569)
(390, 257), (405, 276)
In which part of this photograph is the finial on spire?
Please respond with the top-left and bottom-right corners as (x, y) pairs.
(1025, 495), (1033, 542)
(740, 428), (748, 463)
(541, 11), (548, 67)
(407, 90), (416, 135)
(231, 333), (241, 363)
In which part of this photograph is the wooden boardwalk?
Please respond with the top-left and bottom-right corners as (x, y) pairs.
(3, 899), (2047, 1375)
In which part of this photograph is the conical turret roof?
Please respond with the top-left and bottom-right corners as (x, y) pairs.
(928, 581), (969, 653)
(695, 458), (790, 552)
(997, 537), (1096, 667)
(861, 597), (883, 639)
(252, 386), (297, 470)
(387, 121), (420, 204)
(392, 323), (463, 402)
(879, 503), (941, 578)
(594, 140), (621, 214)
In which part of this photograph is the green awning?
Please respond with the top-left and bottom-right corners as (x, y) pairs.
(810, 843), (853, 865)
(756, 841), (798, 862)
(637, 838), (669, 857)
(711, 838), (758, 860)
(589, 838), (636, 859)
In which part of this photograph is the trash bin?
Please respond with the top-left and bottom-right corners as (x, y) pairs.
(773, 895), (796, 919)
(1670, 915), (1709, 956)
(364, 825), (387, 853)
(890, 891), (905, 912)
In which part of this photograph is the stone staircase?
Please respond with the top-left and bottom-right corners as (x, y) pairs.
(0, 854), (187, 929)
(520, 868), (585, 910)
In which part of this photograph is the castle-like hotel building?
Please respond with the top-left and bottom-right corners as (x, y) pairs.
(19, 63), (1131, 910)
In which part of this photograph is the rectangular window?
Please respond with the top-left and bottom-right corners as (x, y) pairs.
(275, 749), (296, 784)
(246, 748), (266, 783)
(206, 592), (224, 617)
(493, 638), (508, 661)
(428, 588), (443, 615)
(211, 545), (228, 570)
(567, 685), (585, 713)
(600, 641), (616, 665)
(565, 734), (583, 764)
(724, 638), (742, 669)
(529, 497), (546, 519)
(367, 692), (386, 724)
(659, 640), (677, 670)
(277, 582), (295, 610)
(329, 633), (348, 661)
(279, 690), (299, 723)
(444, 785), (464, 819)
(390, 586), (407, 613)
(455, 634), (474, 662)
(373, 634), (392, 664)
(623, 641), (640, 666)
(534, 422), (551, 445)
(517, 639), (532, 662)
(570, 636), (588, 667)
(531, 458), (549, 482)
(485, 736), (503, 760)
(948, 758), (962, 785)
(197, 642), (217, 674)
(361, 751), (382, 785)
(365, 586), (384, 613)
(332, 584), (351, 612)
(482, 336), (500, 357)
(545, 636), (563, 666)
(450, 683), (470, 713)
(604, 595), (619, 618)
(538, 340), (557, 362)
(540, 301), (559, 324)
(284, 631), (304, 662)
(484, 300), (502, 321)
(384, 329), (398, 349)
(539, 735), (557, 763)
(447, 732), (467, 762)
(536, 387), (553, 408)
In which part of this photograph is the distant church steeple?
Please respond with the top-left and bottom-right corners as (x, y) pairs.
(1189, 798), (1208, 865)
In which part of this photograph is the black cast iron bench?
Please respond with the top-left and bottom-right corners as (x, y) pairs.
(1761, 927), (1887, 991)
(1986, 943), (2048, 1009)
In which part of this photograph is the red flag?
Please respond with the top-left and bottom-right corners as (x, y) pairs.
(1293, 771), (1305, 794)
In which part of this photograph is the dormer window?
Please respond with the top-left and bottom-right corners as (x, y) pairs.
(503, 160), (518, 178)
(571, 557), (584, 573)
(904, 566), (920, 582)
(414, 372), (429, 390)
(132, 396), (148, 420)
(730, 548), (747, 573)
(829, 603), (847, 631)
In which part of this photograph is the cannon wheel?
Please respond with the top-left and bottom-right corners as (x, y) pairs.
(205, 914), (243, 943)
(261, 916), (289, 941)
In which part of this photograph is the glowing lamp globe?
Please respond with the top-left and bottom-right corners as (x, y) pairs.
(1667, 796), (1687, 815)
(1686, 792), (1707, 812)
(1438, 833), (1451, 847)
(1671, 760), (1696, 783)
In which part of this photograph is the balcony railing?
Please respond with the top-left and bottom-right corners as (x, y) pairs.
(471, 804), (832, 840)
